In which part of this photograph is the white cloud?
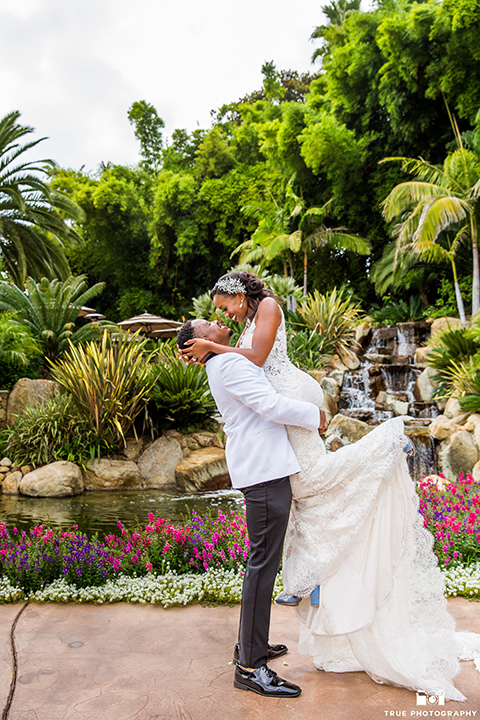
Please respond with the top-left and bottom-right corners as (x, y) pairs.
(0, 0), (330, 171)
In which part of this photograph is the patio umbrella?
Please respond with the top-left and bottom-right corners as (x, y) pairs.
(117, 312), (182, 338)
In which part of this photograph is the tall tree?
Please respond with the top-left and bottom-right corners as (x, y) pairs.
(0, 111), (83, 286)
(128, 100), (165, 172)
(381, 118), (480, 317)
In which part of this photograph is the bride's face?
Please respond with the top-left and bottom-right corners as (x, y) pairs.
(213, 292), (248, 323)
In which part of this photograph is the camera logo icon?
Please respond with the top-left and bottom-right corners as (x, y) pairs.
(416, 691), (445, 706)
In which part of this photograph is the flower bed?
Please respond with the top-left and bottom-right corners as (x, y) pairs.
(0, 474), (479, 605)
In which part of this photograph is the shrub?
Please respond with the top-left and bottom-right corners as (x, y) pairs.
(291, 287), (362, 356)
(369, 296), (426, 324)
(426, 327), (480, 397)
(51, 330), (154, 447)
(286, 327), (334, 370)
(1, 392), (107, 466)
(146, 343), (217, 433)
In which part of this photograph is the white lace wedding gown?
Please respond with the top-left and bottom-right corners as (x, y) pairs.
(239, 312), (480, 701)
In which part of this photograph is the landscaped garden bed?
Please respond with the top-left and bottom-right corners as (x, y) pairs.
(0, 472), (479, 605)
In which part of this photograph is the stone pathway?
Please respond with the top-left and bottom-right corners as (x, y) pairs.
(0, 598), (479, 720)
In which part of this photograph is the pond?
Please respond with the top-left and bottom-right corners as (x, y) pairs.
(0, 488), (244, 538)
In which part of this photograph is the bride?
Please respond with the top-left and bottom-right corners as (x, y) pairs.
(181, 270), (479, 702)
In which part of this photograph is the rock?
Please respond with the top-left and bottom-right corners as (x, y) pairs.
(338, 347), (360, 370)
(325, 435), (345, 452)
(0, 466), (10, 473)
(191, 431), (223, 449)
(320, 376), (340, 403)
(175, 447), (230, 492)
(364, 353), (390, 364)
(325, 413), (372, 445)
(0, 457), (12, 467)
(137, 436), (183, 489)
(444, 397), (462, 419)
(328, 369), (344, 387)
(322, 393), (338, 423)
(428, 415), (458, 440)
(472, 461), (480, 483)
(329, 355), (349, 373)
(19, 461), (84, 497)
(437, 430), (479, 480)
(7, 378), (60, 425)
(2, 471), (23, 494)
(84, 459), (144, 491)
(414, 346), (432, 368)
(414, 367), (439, 402)
(119, 437), (145, 462)
(429, 317), (463, 339)
(20, 465), (32, 475)
(375, 391), (409, 416)
(461, 413), (480, 449)
(355, 322), (372, 347)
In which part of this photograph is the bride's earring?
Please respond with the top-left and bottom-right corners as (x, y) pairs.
(239, 300), (243, 308)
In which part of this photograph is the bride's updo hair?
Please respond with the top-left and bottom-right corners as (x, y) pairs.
(211, 271), (274, 313)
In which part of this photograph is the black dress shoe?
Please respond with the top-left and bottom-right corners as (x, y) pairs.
(233, 642), (288, 664)
(234, 664), (301, 697)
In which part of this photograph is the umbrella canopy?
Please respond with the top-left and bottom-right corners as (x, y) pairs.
(117, 312), (182, 338)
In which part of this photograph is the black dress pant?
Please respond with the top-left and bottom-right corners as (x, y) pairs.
(238, 475), (292, 669)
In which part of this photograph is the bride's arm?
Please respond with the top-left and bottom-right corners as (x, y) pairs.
(182, 298), (282, 367)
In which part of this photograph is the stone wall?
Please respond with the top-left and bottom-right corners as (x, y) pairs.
(0, 391), (9, 429)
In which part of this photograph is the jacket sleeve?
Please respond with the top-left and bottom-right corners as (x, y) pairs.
(219, 356), (320, 431)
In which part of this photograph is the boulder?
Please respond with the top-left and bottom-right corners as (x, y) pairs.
(83, 459), (143, 491)
(338, 347), (360, 370)
(355, 322), (372, 347)
(191, 431), (223, 449)
(2, 471), (23, 494)
(444, 397), (462, 419)
(462, 413), (480, 449)
(137, 436), (183, 489)
(437, 430), (479, 480)
(428, 415), (458, 440)
(375, 391), (409, 417)
(414, 346), (432, 368)
(320, 376), (340, 402)
(19, 461), (84, 497)
(175, 447), (230, 492)
(472, 461), (480, 483)
(20, 465), (32, 475)
(429, 317), (463, 339)
(119, 437), (146, 462)
(414, 367), (439, 402)
(328, 369), (344, 387)
(324, 435), (345, 453)
(325, 413), (372, 445)
(0, 457), (12, 467)
(7, 378), (60, 425)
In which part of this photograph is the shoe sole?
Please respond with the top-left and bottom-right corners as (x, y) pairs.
(274, 600), (301, 607)
(233, 680), (301, 697)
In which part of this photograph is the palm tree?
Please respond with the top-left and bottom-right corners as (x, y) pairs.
(234, 186), (370, 296)
(0, 111), (84, 285)
(0, 275), (111, 364)
(310, 0), (362, 62)
(0, 311), (41, 367)
(381, 115), (480, 317)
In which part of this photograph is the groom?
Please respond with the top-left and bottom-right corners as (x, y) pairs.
(177, 318), (326, 698)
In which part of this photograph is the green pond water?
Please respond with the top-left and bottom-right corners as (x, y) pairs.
(0, 488), (244, 538)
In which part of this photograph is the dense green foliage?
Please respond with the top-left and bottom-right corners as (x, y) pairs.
(41, 0), (479, 323)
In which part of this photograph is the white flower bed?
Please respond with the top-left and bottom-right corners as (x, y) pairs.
(0, 566), (477, 606)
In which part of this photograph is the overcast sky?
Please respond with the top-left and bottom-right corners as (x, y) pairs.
(0, 0), (367, 173)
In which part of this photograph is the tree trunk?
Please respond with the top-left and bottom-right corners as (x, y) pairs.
(471, 214), (479, 316)
(452, 259), (467, 325)
(303, 249), (308, 297)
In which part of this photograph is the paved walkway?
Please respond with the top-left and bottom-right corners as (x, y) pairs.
(0, 598), (479, 720)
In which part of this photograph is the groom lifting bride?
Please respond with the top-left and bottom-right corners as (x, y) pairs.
(177, 318), (328, 698)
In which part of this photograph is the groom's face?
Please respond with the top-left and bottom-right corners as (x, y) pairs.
(191, 318), (232, 345)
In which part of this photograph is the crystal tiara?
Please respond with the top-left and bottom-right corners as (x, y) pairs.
(213, 277), (246, 295)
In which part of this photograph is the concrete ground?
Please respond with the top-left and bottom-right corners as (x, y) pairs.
(0, 598), (479, 720)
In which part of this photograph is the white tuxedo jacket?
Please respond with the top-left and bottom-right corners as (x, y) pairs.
(205, 353), (320, 489)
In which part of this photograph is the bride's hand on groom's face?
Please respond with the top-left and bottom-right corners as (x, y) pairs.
(178, 338), (212, 364)
(318, 410), (328, 435)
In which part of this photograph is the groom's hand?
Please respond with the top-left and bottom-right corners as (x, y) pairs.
(318, 410), (328, 435)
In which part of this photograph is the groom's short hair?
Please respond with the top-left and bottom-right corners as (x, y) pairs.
(177, 320), (199, 350)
